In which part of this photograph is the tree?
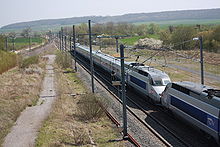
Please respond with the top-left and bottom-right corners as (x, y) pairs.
(170, 26), (196, 50)
(147, 23), (160, 35)
(160, 30), (171, 46)
(135, 24), (148, 36)
(212, 25), (220, 42)
(0, 35), (5, 50)
(8, 32), (16, 38)
(21, 27), (31, 38)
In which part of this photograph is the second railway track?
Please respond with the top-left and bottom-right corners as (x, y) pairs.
(55, 40), (218, 147)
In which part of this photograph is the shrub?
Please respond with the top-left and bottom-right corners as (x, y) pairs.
(0, 50), (17, 74)
(19, 55), (39, 69)
(55, 51), (72, 69)
(77, 93), (108, 121)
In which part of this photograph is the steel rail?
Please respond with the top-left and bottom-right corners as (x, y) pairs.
(58, 42), (190, 147)
(73, 53), (175, 147)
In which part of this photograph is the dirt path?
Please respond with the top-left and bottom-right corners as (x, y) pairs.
(3, 55), (56, 147)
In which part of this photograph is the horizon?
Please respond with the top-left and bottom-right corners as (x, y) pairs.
(1, 7), (220, 28)
(1, 0), (220, 27)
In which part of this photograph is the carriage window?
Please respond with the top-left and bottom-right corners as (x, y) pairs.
(172, 83), (190, 95)
(138, 70), (148, 77)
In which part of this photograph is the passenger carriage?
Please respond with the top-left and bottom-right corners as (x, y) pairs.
(161, 81), (220, 142)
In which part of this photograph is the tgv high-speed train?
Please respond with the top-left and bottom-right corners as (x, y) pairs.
(161, 81), (220, 142)
(74, 44), (220, 143)
(75, 45), (171, 103)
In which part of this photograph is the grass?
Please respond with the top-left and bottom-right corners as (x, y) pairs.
(0, 50), (17, 74)
(36, 64), (124, 147)
(19, 55), (39, 69)
(99, 46), (220, 88)
(6, 37), (45, 51)
(0, 43), (53, 146)
(55, 51), (72, 69)
(134, 19), (220, 29)
(0, 62), (45, 145)
(120, 34), (160, 45)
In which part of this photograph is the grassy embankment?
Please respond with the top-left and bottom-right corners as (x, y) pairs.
(0, 50), (17, 74)
(0, 55), (46, 145)
(36, 51), (124, 147)
(0, 37), (46, 74)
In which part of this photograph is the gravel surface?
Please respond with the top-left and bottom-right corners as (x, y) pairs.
(75, 55), (219, 146)
(76, 61), (170, 146)
(3, 54), (56, 147)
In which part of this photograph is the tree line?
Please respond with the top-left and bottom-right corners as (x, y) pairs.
(160, 25), (220, 52)
(1, 22), (220, 53)
(61, 22), (220, 52)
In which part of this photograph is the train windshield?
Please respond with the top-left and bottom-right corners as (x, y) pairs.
(154, 80), (163, 86)
(163, 80), (171, 85)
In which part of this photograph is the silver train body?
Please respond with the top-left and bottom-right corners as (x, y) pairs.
(161, 81), (220, 142)
(76, 44), (220, 143)
(76, 45), (171, 102)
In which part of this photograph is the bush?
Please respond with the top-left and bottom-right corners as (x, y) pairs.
(0, 50), (17, 74)
(19, 55), (39, 69)
(77, 93), (107, 121)
(55, 51), (72, 69)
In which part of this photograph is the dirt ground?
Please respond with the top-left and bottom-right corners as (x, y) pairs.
(3, 54), (56, 147)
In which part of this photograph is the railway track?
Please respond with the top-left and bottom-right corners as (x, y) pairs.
(68, 49), (190, 147)
(55, 40), (218, 146)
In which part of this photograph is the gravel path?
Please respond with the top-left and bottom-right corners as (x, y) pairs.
(3, 55), (56, 147)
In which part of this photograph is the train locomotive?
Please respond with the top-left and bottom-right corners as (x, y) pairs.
(75, 45), (171, 103)
(74, 44), (220, 143)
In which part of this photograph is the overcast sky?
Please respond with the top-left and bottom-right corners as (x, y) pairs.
(0, 0), (220, 27)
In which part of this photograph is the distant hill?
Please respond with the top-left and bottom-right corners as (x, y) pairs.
(1, 8), (220, 32)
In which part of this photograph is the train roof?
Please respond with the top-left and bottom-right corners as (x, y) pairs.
(134, 65), (170, 79)
(78, 45), (121, 64)
(175, 81), (212, 94)
(173, 81), (220, 109)
(78, 45), (170, 79)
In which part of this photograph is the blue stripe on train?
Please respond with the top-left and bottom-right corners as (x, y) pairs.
(171, 95), (219, 133)
(130, 75), (146, 89)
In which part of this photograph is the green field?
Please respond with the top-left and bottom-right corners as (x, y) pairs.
(6, 37), (44, 50)
(120, 34), (160, 45)
(134, 19), (220, 28)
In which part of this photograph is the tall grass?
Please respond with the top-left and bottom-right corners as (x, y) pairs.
(55, 51), (72, 69)
(0, 50), (17, 74)
(19, 55), (39, 69)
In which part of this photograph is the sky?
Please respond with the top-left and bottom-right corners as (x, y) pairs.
(0, 0), (220, 27)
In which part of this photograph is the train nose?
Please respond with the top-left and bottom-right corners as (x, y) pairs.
(153, 86), (165, 96)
